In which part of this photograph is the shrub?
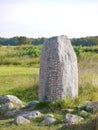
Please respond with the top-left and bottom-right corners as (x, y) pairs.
(75, 45), (83, 57)
(17, 46), (41, 57)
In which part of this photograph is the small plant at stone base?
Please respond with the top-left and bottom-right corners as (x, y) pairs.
(35, 98), (80, 112)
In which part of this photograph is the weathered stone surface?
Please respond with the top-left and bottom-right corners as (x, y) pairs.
(63, 113), (84, 125)
(39, 35), (78, 101)
(80, 110), (89, 116)
(26, 100), (39, 108)
(42, 114), (54, 120)
(42, 117), (56, 124)
(58, 116), (98, 130)
(0, 95), (23, 107)
(18, 110), (41, 120)
(86, 101), (98, 112)
(0, 103), (14, 112)
(14, 116), (30, 125)
(4, 110), (16, 118)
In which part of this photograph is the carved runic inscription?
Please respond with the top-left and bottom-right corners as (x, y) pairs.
(39, 35), (78, 101)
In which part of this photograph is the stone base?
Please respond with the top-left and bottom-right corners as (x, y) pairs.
(59, 116), (98, 130)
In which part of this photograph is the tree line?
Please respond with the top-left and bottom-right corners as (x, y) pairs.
(0, 36), (46, 46)
(71, 36), (98, 46)
(0, 36), (98, 46)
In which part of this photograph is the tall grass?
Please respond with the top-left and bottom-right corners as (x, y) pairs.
(78, 51), (98, 102)
(0, 66), (39, 102)
(0, 51), (98, 104)
(0, 45), (40, 67)
(0, 45), (98, 130)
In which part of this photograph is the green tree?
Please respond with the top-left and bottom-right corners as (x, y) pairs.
(17, 36), (31, 45)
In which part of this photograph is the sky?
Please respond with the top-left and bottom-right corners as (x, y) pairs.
(0, 0), (98, 38)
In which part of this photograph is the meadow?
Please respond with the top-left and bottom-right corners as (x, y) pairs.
(0, 45), (98, 130)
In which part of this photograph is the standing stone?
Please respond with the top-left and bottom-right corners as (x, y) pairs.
(39, 35), (78, 101)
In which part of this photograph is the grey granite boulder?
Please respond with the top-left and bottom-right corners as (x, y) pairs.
(26, 100), (39, 108)
(42, 117), (56, 124)
(80, 110), (90, 116)
(0, 102), (14, 112)
(4, 110), (16, 118)
(42, 113), (54, 120)
(39, 35), (78, 101)
(14, 116), (30, 125)
(59, 116), (98, 130)
(86, 101), (98, 112)
(0, 95), (23, 108)
(63, 113), (84, 125)
(18, 110), (41, 120)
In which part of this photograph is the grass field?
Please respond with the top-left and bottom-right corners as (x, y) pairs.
(0, 45), (98, 130)
(0, 45), (40, 67)
(0, 66), (39, 102)
(78, 52), (98, 100)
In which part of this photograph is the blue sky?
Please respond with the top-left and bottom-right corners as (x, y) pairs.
(0, 0), (98, 38)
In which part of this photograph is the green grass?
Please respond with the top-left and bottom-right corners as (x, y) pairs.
(78, 52), (98, 101)
(0, 45), (98, 129)
(0, 118), (63, 130)
(0, 45), (40, 67)
(0, 66), (39, 102)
